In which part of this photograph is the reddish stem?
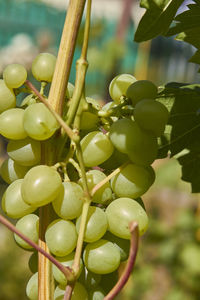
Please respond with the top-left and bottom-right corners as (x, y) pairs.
(64, 282), (75, 300)
(0, 214), (74, 281)
(104, 221), (139, 300)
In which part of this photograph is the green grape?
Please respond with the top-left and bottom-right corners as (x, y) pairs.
(2, 179), (35, 218)
(0, 108), (27, 140)
(52, 252), (83, 286)
(20, 94), (36, 107)
(7, 137), (41, 166)
(100, 271), (118, 293)
(28, 252), (38, 273)
(134, 99), (169, 136)
(31, 53), (56, 82)
(80, 111), (99, 131)
(103, 231), (130, 261)
(3, 63), (27, 88)
(0, 79), (16, 113)
(79, 170), (112, 204)
(100, 148), (129, 171)
(21, 165), (62, 207)
(126, 80), (157, 106)
(86, 97), (101, 111)
(89, 287), (105, 300)
(109, 118), (158, 166)
(54, 282), (89, 300)
(26, 272), (38, 300)
(79, 267), (101, 289)
(111, 163), (155, 198)
(109, 74), (137, 103)
(14, 214), (39, 250)
(106, 198), (148, 238)
(23, 103), (59, 140)
(45, 219), (77, 256)
(52, 182), (84, 220)
(80, 131), (114, 167)
(66, 82), (75, 98)
(76, 206), (108, 243)
(83, 239), (121, 274)
(0, 158), (28, 184)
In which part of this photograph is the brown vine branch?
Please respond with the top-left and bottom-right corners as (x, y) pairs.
(104, 221), (139, 300)
(25, 80), (79, 143)
(64, 282), (75, 300)
(0, 214), (74, 282)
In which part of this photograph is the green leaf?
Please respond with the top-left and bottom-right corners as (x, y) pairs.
(157, 82), (200, 192)
(134, 0), (185, 42)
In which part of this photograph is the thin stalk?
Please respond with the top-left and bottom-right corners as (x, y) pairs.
(48, 0), (87, 115)
(104, 222), (139, 300)
(0, 214), (74, 281)
(64, 283), (75, 300)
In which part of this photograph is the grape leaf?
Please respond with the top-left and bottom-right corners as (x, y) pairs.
(134, 0), (185, 42)
(157, 82), (200, 192)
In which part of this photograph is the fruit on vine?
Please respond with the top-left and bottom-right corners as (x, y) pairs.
(106, 198), (148, 238)
(2, 179), (35, 218)
(26, 272), (38, 300)
(45, 219), (77, 256)
(111, 163), (155, 198)
(109, 74), (137, 103)
(54, 282), (88, 300)
(21, 165), (62, 207)
(7, 137), (41, 166)
(89, 287), (105, 300)
(0, 79), (16, 113)
(134, 99), (169, 136)
(23, 103), (59, 140)
(126, 80), (157, 106)
(83, 239), (121, 274)
(80, 131), (114, 167)
(3, 63), (27, 88)
(52, 182), (84, 220)
(0, 158), (28, 184)
(0, 108), (27, 140)
(31, 52), (56, 82)
(14, 214), (39, 249)
(79, 267), (101, 289)
(76, 206), (108, 243)
(103, 231), (130, 261)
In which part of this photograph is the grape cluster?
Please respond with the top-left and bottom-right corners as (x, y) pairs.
(0, 54), (169, 300)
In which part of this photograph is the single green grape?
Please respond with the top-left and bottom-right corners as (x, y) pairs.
(3, 63), (27, 88)
(28, 252), (38, 273)
(52, 181), (84, 220)
(80, 131), (114, 167)
(79, 267), (101, 289)
(103, 231), (130, 261)
(106, 198), (148, 238)
(0, 79), (16, 113)
(2, 179), (35, 219)
(26, 272), (38, 300)
(0, 158), (29, 184)
(111, 163), (155, 198)
(45, 219), (77, 256)
(76, 206), (108, 243)
(109, 74), (137, 103)
(89, 287), (106, 300)
(52, 252), (83, 286)
(134, 99), (169, 136)
(83, 239), (121, 274)
(109, 118), (158, 166)
(31, 53), (56, 82)
(0, 108), (27, 140)
(78, 170), (112, 204)
(54, 282), (89, 300)
(23, 103), (59, 140)
(126, 80), (157, 106)
(21, 165), (62, 207)
(7, 137), (41, 166)
(14, 214), (39, 250)
(80, 111), (99, 131)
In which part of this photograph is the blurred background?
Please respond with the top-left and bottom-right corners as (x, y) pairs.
(0, 0), (200, 299)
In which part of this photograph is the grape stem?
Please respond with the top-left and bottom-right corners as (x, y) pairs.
(91, 162), (128, 197)
(25, 80), (79, 143)
(104, 221), (139, 300)
(0, 214), (75, 282)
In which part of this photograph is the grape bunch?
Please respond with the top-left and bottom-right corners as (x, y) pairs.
(0, 54), (169, 300)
